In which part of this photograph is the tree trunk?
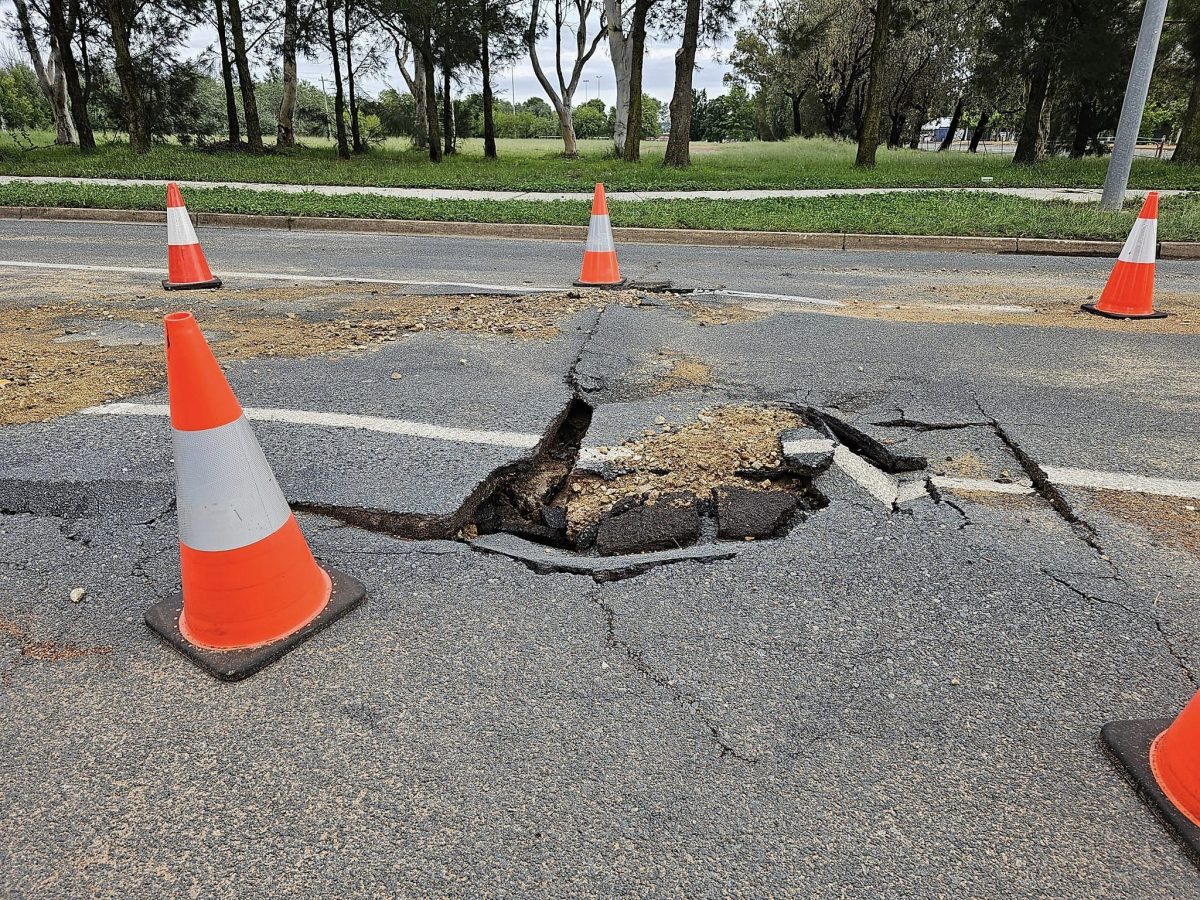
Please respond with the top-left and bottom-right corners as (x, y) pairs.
(968, 109), (990, 152)
(790, 94), (803, 136)
(938, 96), (964, 151)
(663, 0), (700, 167)
(441, 61), (456, 155)
(277, 0), (298, 147)
(13, 0), (75, 144)
(214, 0), (241, 145)
(1069, 99), (1092, 159)
(481, 0), (496, 159)
(1013, 48), (1052, 165)
(603, 0), (632, 155)
(104, 0), (150, 153)
(344, 3), (363, 152)
(46, 47), (76, 144)
(393, 40), (428, 150)
(621, 0), (649, 162)
(887, 114), (905, 148)
(325, 0), (349, 159)
(46, 0), (93, 150)
(421, 41), (442, 162)
(226, 0), (262, 149)
(1173, 66), (1200, 164)
(854, 0), (892, 168)
(908, 104), (926, 149)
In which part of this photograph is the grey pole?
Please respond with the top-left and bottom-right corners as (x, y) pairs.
(1100, 0), (1169, 210)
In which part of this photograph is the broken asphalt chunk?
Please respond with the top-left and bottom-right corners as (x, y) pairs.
(714, 486), (799, 540)
(594, 491), (701, 556)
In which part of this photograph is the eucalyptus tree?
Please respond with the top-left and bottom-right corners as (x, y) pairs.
(525, 0), (606, 157)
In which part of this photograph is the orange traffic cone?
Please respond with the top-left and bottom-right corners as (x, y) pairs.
(163, 182), (222, 292)
(1102, 691), (1200, 857)
(575, 183), (626, 289)
(143, 311), (364, 680)
(1083, 192), (1166, 320)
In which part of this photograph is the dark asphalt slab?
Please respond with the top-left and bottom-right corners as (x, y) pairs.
(3, 497), (1198, 897)
(576, 302), (1200, 481)
(3, 221), (1200, 894)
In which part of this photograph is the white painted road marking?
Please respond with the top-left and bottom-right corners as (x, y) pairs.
(0, 259), (562, 293)
(931, 476), (1036, 495)
(82, 403), (543, 450)
(80, 403), (1200, 502)
(691, 289), (843, 308)
(1041, 466), (1200, 500)
(782, 437), (837, 456)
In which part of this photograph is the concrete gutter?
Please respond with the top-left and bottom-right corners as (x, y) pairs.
(4, 205), (1198, 258)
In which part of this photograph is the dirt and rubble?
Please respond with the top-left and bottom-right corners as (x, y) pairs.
(562, 405), (812, 535)
(837, 282), (1200, 334)
(472, 404), (828, 557)
(1082, 489), (1200, 557)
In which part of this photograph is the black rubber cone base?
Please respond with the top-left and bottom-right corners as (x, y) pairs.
(573, 278), (627, 289)
(163, 277), (223, 291)
(1101, 718), (1200, 864)
(1081, 302), (1167, 320)
(144, 568), (365, 682)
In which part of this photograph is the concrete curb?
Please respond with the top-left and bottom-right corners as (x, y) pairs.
(3, 205), (1197, 258)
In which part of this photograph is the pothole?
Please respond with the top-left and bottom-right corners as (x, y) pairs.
(468, 403), (831, 569)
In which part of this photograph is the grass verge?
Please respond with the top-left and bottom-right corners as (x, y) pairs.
(0, 134), (1196, 192)
(4, 181), (1200, 241)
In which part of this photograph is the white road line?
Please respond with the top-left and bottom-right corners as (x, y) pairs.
(1042, 466), (1200, 500)
(832, 445), (905, 507)
(782, 437), (837, 456)
(81, 403), (542, 450)
(0, 259), (562, 293)
(76, 403), (1200, 502)
(691, 289), (843, 308)
(931, 476), (1036, 495)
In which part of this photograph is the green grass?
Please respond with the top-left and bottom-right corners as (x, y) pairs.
(2, 132), (1198, 192)
(6, 180), (1200, 241)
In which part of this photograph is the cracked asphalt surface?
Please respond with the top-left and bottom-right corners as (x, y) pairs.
(2, 223), (1200, 897)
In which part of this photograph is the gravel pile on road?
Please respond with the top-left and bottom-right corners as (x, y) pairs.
(564, 404), (807, 535)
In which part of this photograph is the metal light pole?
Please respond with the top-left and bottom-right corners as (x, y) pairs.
(583, 79), (590, 102)
(319, 76), (331, 140)
(1100, 0), (1169, 210)
(595, 74), (603, 106)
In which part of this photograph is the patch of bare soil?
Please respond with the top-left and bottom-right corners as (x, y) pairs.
(676, 299), (769, 327)
(1084, 489), (1200, 556)
(564, 404), (805, 534)
(0, 283), (648, 426)
(937, 452), (990, 480)
(0, 306), (161, 426)
(646, 352), (713, 395)
(346, 287), (645, 339)
(839, 283), (1200, 334)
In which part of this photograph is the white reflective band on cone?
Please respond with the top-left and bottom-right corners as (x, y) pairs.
(167, 205), (201, 247)
(585, 214), (615, 252)
(1117, 216), (1157, 265)
(173, 415), (291, 552)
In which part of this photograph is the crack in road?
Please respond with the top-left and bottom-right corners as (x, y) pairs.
(585, 587), (758, 764)
(975, 398), (1198, 689)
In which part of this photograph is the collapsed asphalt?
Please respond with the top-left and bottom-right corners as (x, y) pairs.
(2, 223), (1199, 896)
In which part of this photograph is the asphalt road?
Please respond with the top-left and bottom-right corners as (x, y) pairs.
(2, 222), (1199, 897)
(6, 217), (1200, 297)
